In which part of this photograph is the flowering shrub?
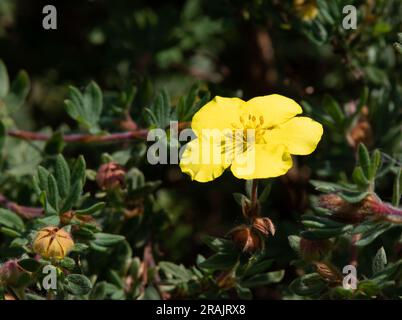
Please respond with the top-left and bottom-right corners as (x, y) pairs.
(0, 0), (401, 300)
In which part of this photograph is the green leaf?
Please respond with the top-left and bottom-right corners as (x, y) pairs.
(392, 168), (402, 207)
(55, 154), (71, 198)
(65, 274), (92, 296)
(145, 90), (171, 128)
(198, 252), (238, 271)
(47, 174), (60, 211)
(202, 236), (235, 253)
(235, 285), (252, 299)
(0, 120), (5, 154)
(243, 258), (274, 278)
(372, 247), (387, 275)
(0, 209), (25, 232)
(339, 191), (369, 203)
(0, 59), (9, 98)
(4, 70), (30, 111)
(288, 235), (301, 255)
(71, 155), (86, 185)
(240, 270), (284, 288)
(352, 166), (369, 187)
(18, 259), (42, 272)
(289, 273), (326, 296)
(65, 82), (103, 131)
(60, 179), (82, 212)
(369, 150), (381, 180)
(75, 202), (105, 215)
(356, 223), (394, 247)
(323, 95), (345, 128)
(159, 261), (194, 282)
(37, 166), (50, 193)
(258, 180), (272, 203)
(91, 233), (125, 248)
(358, 143), (371, 179)
(59, 257), (76, 270)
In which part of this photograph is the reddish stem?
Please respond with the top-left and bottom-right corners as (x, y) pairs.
(0, 193), (43, 219)
(8, 129), (149, 143)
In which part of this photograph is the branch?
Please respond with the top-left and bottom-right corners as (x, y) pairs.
(8, 129), (149, 143)
(0, 193), (43, 219)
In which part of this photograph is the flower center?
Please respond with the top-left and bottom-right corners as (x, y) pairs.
(232, 113), (270, 144)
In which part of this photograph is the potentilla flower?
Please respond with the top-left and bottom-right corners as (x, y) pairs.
(180, 94), (323, 182)
(33, 226), (74, 260)
(294, 0), (319, 21)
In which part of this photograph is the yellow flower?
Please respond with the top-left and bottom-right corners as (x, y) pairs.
(33, 226), (74, 260)
(179, 94), (323, 182)
(294, 0), (319, 21)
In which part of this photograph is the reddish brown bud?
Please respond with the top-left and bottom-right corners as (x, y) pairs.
(313, 262), (342, 283)
(0, 259), (26, 287)
(252, 217), (276, 236)
(60, 210), (74, 225)
(124, 199), (145, 219)
(300, 238), (331, 262)
(318, 194), (368, 223)
(230, 225), (262, 253)
(96, 162), (125, 190)
(346, 106), (373, 150)
(319, 193), (402, 223)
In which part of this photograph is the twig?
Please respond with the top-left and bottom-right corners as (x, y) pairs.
(8, 129), (149, 143)
(0, 193), (43, 219)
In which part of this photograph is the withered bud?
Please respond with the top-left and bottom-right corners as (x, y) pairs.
(313, 262), (342, 283)
(60, 210), (74, 225)
(96, 162), (125, 190)
(124, 198), (145, 219)
(346, 106), (373, 150)
(252, 217), (276, 236)
(0, 259), (26, 287)
(229, 225), (262, 253)
(300, 238), (331, 262)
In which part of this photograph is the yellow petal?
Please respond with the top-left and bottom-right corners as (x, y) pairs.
(179, 136), (231, 183)
(268, 116), (323, 155)
(191, 96), (245, 136)
(230, 144), (293, 179)
(245, 94), (302, 127)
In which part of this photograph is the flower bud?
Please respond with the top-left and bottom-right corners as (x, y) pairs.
(33, 226), (74, 260)
(60, 210), (74, 225)
(313, 262), (342, 283)
(299, 238), (331, 262)
(252, 217), (276, 236)
(0, 259), (26, 287)
(96, 162), (125, 190)
(229, 225), (262, 253)
(318, 194), (368, 223)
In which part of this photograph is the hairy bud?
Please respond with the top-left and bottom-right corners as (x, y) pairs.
(313, 262), (342, 283)
(96, 162), (126, 190)
(0, 259), (26, 287)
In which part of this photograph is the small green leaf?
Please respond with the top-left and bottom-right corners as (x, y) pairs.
(358, 143), (371, 179)
(289, 273), (326, 296)
(372, 247), (387, 275)
(75, 202), (105, 215)
(369, 150), (381, 179)
(47, 174), (60, 211)
(55, 154), (71, 198)
(65, 274), (92, 296)
(323, 95), (345, 128)
(198, 252), (238, 271)
(4, 70), (30, 111)
(71, 155), (86, 185)
(392, 168), (402, 207)
(0, 209), (25, 232)
(288, 235), (301, 255)
(0, 60), (9, 98)
(352, 166), (369, 187)
(240, 270), (284, 288)
(91, 233), (125, 248)
(61, 180), (82, 212)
